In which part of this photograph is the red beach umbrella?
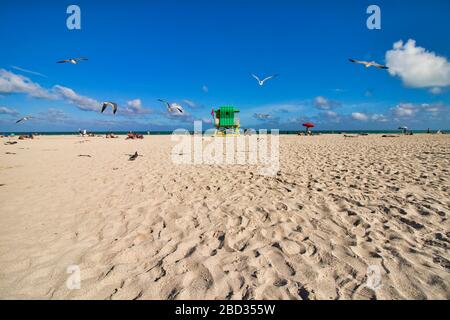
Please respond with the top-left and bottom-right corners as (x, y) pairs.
(302, 122), (314, 135)
(302, 122), (314, 129)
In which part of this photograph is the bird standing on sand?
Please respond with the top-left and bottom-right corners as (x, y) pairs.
(348, 58), (388, 69)
(101, 102), (118, 114)
(157, 99), (184, 114)
(16, 116), (32, 123)
(251, 74), (278, 86)
(129, 152), (139, 161)
(57, 57), (88, 64)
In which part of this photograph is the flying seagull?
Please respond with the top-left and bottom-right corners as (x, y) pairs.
(157, 99), (184, 114)
(251, 74), (278, 86)
(57, 57), (88, 64)
(101, 102), (118, 114)
(348, 58), (388, 69)
(16, 116), (32, 123)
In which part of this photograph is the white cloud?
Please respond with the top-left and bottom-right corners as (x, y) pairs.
(37, 108), (69, 121)
(323, 110), (338, 118)
(386, 39), (450, 89)
(351, 112), (369, 121)
(0, 106), (19, 116)
(182, 99), (196, 108)
(371, 114), (388, 122)
(122, 99), (151, 115)
(420, 103), (445, 115)
(389, 102), (448, 120)
(391, 103), (418, 118)
(53, 85), (99, 111)
(314, 96), (340, 110)
(320, 110), (341, 123)
(0, 69), (153, 116)
(246, 102), (305, 115)
(202, 85), (209, 93)
(11, 66), (47, 78)
(0, 69), (56, 99)
(253, 113), (272, 120)
(429, 87), (443, 94)
(127, 99), (141, 109)
(0, 70), (101, 110)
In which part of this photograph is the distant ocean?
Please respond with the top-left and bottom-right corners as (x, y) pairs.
(1, 130), (446, 136)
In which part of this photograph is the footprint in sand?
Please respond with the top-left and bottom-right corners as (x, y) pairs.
(279, 239), (306, 255)
(261, 247), (296, 277)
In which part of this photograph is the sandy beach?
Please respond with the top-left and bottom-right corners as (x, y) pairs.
(0, 134), (449, 300)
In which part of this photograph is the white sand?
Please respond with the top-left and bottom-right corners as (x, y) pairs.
(0, 134), (449, 299)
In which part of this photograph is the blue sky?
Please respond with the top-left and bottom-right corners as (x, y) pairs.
(1, 0), (449, 131)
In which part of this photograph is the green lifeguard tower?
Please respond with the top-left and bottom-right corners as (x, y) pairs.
(213, 106), (240, 136)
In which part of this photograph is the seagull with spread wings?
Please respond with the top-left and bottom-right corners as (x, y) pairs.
(348, 58), (388, 69)
(252, 74), (278, 86)
(157, 99), (184, 114)
(57, 57), (88, 64)
(16, 116), (32, 123)
(101, 102), (118, 114)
